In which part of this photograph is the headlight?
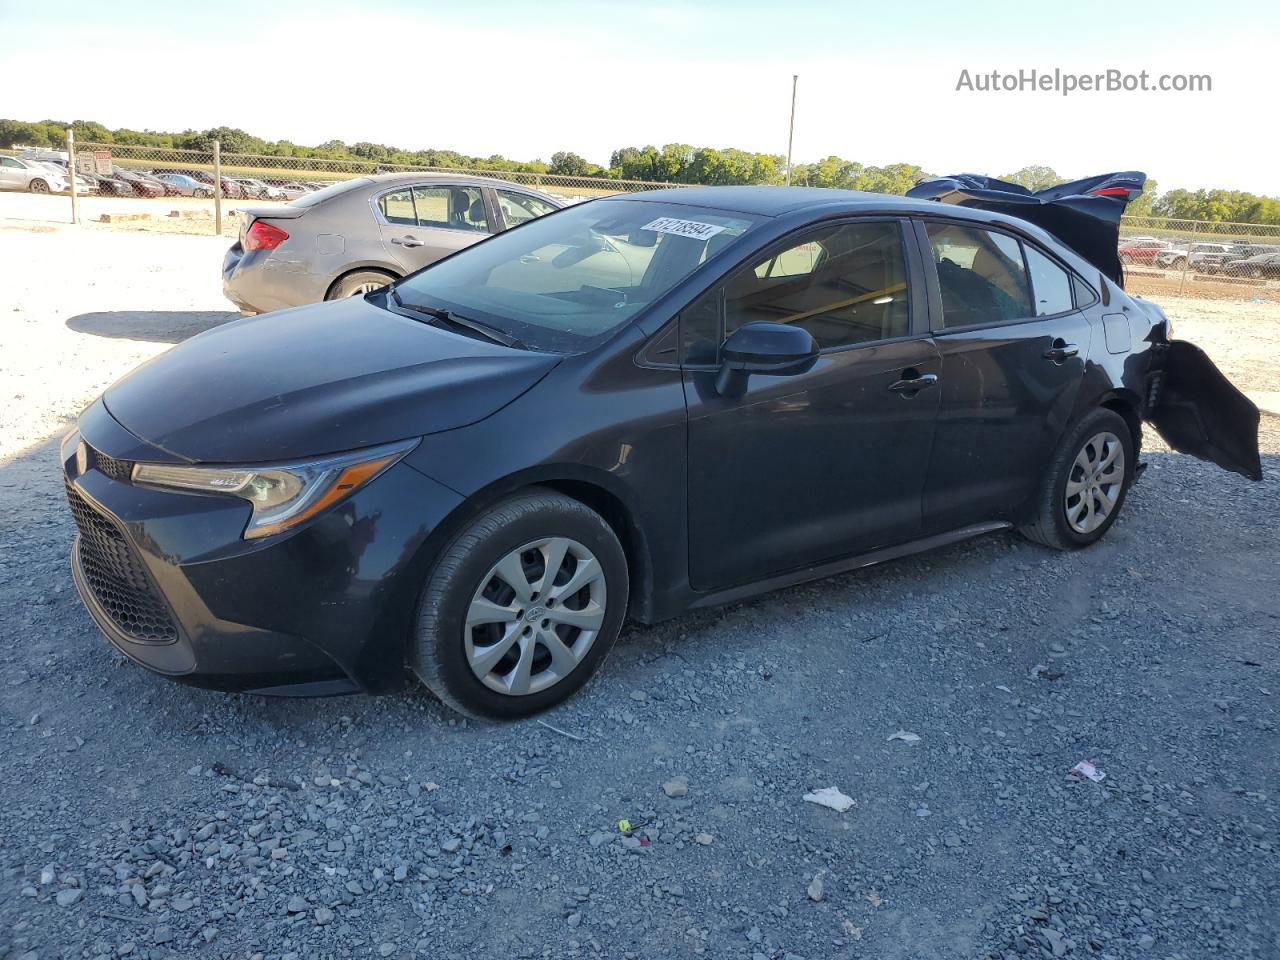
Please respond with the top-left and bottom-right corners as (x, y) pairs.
(131, 439), (417, 539)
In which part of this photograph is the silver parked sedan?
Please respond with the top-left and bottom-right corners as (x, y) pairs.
(222, 173), (565, 315)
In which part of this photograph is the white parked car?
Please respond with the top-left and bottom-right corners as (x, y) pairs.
(0, 155), (76, 193)
(1154, 242), (1231, 271)
(231, 177), (287, 200)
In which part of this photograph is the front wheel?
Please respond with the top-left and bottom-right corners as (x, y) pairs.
(1119, 253), (1134, 265)
(29, 179), (49, 194)
(1019, 408), (1135, 551)
(412, 489), (629, 719)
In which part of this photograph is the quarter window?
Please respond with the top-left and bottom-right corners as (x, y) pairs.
(496, 189), (558, 228)
(1024, 245), (1074, 316)
(926, 223), (1032, 327)
(724, 221), (911, 351)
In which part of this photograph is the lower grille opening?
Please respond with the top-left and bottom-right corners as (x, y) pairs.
(65, 481), (178, 643)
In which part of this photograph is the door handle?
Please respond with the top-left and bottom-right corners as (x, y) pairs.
(391, 236), (424, 248)
(888, 372), (939, 394)
(1043, 340), (1079, 363)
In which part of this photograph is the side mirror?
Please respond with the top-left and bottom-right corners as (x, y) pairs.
(715, 322), (818, 396)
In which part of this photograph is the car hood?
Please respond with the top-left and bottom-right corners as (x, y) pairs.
(102, 296), (560, 463)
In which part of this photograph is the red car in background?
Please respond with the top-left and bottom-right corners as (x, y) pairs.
(1118, 237), (1170, 265)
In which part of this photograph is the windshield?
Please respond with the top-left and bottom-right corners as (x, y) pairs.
(291, 177), (372, 208)
(389, 198), (761, 352)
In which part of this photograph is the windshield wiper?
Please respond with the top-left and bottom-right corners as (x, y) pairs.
(388, 289), (526, 350)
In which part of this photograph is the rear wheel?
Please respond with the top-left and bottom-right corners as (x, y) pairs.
(1249, 266), (1264, 279)
(28, 179), (49, 194)
(412, 489), (629, 719)
(1019, 408), (1135, 551)
(1119, 253), (1134, 265)
(327, 270), (396, 300)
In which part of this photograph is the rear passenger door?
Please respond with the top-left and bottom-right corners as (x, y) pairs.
(916, 219), (1093, 533)
(373, 183), (492, 273)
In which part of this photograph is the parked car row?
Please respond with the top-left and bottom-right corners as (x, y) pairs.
(3, 152), (336, 201)
(1118, 235), (1280, 278)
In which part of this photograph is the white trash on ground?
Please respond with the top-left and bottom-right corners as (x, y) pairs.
(802, 786), (856, 812)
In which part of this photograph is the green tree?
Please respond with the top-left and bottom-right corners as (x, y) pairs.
(549, 151), (591, 177)
(1001, 165), (1066, 191)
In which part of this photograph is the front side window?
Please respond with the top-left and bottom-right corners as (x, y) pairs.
(926, 223), (1032, 327)
(496, 189), (558, 228)
(725, 221), (911, 350)
(1024, 245), (1074, 316)
(391, 198), (760, 353)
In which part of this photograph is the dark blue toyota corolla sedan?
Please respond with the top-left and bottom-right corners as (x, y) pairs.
(62, 178), (1261, 718)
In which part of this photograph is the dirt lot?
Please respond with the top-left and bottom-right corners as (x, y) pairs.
(0, 225), (1276, 960)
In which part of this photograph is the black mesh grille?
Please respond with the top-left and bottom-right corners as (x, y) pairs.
(65, 481), (178, 643)
(90, 447), (134, 483)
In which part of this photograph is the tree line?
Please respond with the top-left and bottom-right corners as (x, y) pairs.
(3, 118), (1276, 225)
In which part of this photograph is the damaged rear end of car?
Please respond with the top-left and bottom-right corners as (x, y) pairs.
(909, 170), (1263, 483)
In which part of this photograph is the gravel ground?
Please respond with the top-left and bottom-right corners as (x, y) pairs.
(1, 226), (1277, 960)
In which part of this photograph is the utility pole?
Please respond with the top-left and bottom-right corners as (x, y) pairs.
(212, 139), (223, 237)
(67, 128), (78, 225)
(785, 74), (798, 186)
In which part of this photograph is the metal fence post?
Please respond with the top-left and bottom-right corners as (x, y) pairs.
(212, 139), (222, 236)
(1178, 219), (1199, 296)
(66, 128), (79, 225)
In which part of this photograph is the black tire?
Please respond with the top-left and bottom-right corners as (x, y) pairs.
(1249, 267), (1263, 279)
(326, 270), (396, 300)
(1019, 408), (1136, 551)
(29, 179), (49, 194)
(412, 489), (629, 720)
(1119, 253), (1133, 265)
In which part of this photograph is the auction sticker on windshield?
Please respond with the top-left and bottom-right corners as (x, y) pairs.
(642, 217), (727, 241)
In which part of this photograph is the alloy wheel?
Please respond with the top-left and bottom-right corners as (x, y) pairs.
(349, 281), (387, 296)
(1064, 431), (1125, 534)
(464, 537), (607, 696)
(30, 180), (49, 194)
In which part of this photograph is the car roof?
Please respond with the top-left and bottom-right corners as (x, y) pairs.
(363, 171), (558, 195)
(607, 185), (1044, 228)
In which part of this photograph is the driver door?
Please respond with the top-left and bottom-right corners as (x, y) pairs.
(682, 218), (941, 592)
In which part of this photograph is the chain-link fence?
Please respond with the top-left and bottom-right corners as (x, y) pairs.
(5, 137), (1278, 302)
(57, 141), (687, 236)
(1117, 216), (1280, 302)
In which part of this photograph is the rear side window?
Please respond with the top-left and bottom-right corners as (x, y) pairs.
(724, 220), (911, 351)
(412, 186), (488, 232)
(1024, 245), (1074, 316)
(926, 223), (1032, 327)
(378, 188), (416, 225)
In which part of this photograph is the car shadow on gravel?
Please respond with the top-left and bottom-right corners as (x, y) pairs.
(66, 309), (240, 343)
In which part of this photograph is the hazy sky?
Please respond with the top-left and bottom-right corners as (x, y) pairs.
(3, 0), (1276, 194)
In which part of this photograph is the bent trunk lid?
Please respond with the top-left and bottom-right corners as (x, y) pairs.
(1148, 340), (1262, 481)
(906, 172), (1147, 286)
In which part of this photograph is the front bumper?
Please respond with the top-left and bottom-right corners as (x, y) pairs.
(62, 402), (464, 695)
